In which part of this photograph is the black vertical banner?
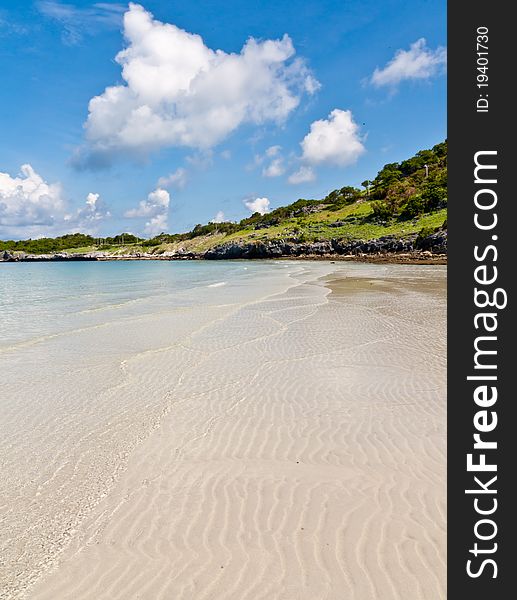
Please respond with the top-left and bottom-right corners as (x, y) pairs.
(448, 1), (515, 597)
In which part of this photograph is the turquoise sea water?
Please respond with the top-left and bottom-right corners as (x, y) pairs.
(0, 260), (303, 349)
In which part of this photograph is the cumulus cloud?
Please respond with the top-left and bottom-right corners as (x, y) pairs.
(125, 187), (170, 236)
(288, 165), (315, 184)
(263, 158), (285, 178)
(157, 167), (187, 189)
(211, 210), (226, 223)
(70, 192), (111, 229)
(370, 38), (447, 88)
(0, 164), (67, 238)
(76, 3), (319, 167)
(0, 164), (110, 238)
(300, 109), (365, 166)
(37, 1), (125, 45)
(144, 212), (168, 236)
(244, 197), (270, 215)
(253, 145), (285, 178)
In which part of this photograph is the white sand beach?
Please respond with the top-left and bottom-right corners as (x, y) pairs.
(0, 261), (446, 600)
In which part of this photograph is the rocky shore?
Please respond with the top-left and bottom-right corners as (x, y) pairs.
(1, 230), (447, 263)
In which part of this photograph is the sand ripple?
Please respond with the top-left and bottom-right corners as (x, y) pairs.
(0, 263), (446, 600)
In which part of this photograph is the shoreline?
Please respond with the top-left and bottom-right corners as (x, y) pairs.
(18, 262), (445, 600)
(1, 251), (447, 265)
(2, 262), (446, 600)
(1, 230), (447, 266)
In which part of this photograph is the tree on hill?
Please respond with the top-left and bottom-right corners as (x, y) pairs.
(371, 140), (447, 220)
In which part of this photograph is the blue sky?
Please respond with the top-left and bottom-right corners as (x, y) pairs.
(0, 0), (446, 239)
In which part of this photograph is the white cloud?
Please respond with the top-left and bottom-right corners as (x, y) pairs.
(300, 109), (365, 166)
(211, 210), (226, 223)
(77, 3), (319, 167)
(262, 158), (285, 178)
(157, 167), (187, 189)
(370, 38), (447, 88)
(255, 145), (285, 177)
(37, 1), (125, 45)
(244, 197), (270, 215)
(71, 192), (111, 229)
(265, 145), (282, 158)
(125, 187), (170, 236)
(125, 188), (169, 218)
(0, 165), (110, 238)
(304, 75), (321, 95)
(288, 165), (315, 184)
(0, 164), (67, 238)
(144, 212), (168, 236)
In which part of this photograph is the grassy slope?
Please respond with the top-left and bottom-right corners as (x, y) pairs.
(100, 201), (446, 255)
(162, 202), (446, 253)
(2, 199), (447, 257)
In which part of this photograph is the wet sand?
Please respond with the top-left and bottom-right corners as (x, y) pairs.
(0, 263), (446, 599)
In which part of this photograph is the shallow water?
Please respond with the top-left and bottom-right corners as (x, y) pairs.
(0, 261), (446, 600)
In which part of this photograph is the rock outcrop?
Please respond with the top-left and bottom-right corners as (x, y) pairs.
(1, 250), (15, 261)
(1, 231), (447, 262)
(414, 230), (447, 252)
(204, 231), (446, 260)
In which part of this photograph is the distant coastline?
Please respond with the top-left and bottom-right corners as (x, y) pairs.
(1, 230), (447, 265)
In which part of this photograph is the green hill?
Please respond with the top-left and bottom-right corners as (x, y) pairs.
(1, 141), (447, 256)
